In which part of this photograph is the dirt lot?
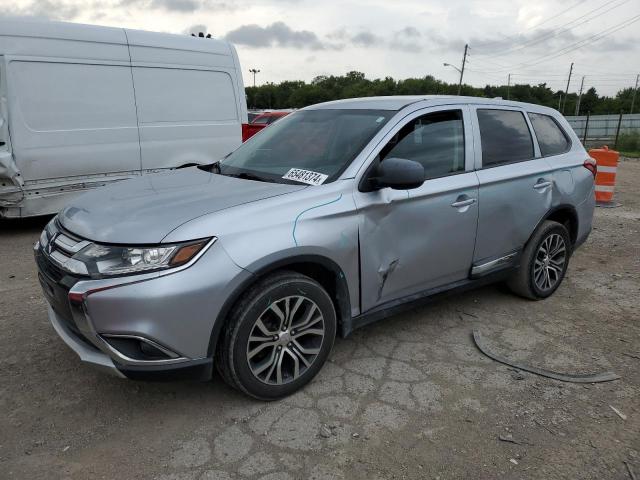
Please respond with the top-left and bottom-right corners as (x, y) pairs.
(1, 159), (639, 480)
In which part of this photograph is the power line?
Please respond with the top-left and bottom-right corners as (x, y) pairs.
(476, 0), (629, 58)
(472, 0), (590, 49)
(489, 14), (640, 71)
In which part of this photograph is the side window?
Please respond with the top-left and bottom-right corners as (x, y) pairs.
(381, 110), (465, 179)
(477, 109), (534, 167)
(528, 113), (570, 156)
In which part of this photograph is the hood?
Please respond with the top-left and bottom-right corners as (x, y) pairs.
(59, 168), (306, 244)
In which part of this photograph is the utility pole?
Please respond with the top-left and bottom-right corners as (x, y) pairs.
(248, 68), (260, 87)
(631, 74), (639, 114)
(507, 73), (511, 100)
(561, 62), (573, 114)
(458, 44), (468, 96)
(575, 75), (585, 116)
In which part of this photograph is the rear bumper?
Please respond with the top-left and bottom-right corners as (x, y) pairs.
(574, 184), (596, 250)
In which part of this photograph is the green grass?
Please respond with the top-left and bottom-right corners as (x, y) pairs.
(619, 151), (640, 158)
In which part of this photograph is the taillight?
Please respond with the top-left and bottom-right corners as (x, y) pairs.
(583, 157), (597, 177)
(241, 123), (250, 142)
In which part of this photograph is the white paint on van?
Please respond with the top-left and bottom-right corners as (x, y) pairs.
(0, 19), (248, 218)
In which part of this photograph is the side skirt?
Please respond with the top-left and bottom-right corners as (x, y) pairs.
(346, 268), (516, 336)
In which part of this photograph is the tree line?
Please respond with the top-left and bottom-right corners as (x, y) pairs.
(246, 71), (637, 116)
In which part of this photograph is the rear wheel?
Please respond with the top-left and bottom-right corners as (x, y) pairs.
(217, 271), (336, 400)
(507, 220), (571, 300)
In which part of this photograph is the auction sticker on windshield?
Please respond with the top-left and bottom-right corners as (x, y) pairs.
(283, 168), (329, 186)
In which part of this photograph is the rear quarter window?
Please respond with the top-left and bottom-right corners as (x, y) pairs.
(528, 113), (571, 156)
(477, 109), (534, 168)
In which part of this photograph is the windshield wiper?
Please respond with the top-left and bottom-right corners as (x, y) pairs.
(200, 162), (276, 183)
(198, 161), (221, 173)
(225, 171), (276, 183)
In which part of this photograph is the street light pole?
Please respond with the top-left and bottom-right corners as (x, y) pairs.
(575, 75), (585, 116)
(631, 73), (639, 115)
(457, 44), (468, 96)
(561, 62), (573, 114)
(507, 73), (511, 100)
(443, 44), (468, 96)
(248, 68), (260, 88)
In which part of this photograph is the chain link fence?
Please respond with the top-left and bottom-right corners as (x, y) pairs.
(565, 113), (640, 149)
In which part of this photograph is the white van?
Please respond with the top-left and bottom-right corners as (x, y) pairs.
(0, 20), (248, 218)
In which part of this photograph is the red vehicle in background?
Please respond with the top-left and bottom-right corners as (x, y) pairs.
(242, 110), (291, 141)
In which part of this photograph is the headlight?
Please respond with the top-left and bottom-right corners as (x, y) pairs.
(73, 238), (212, 277)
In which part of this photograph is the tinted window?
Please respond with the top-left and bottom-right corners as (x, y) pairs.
(381, 110), (465, 179)
(477, 109), (534, 167)
(528, 113), (570, 156)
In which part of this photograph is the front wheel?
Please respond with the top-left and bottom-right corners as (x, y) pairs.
(217, 271), (336, 400)
(507, 220), (572, 300)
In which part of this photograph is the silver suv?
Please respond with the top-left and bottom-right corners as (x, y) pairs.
(35, 96), (596, 399)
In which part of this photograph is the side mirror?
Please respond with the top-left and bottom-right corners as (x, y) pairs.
(373, 157), (424, 190)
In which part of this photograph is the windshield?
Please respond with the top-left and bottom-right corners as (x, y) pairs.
(220, 109), (393, 184)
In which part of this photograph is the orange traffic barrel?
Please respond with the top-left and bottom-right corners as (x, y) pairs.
(589, 146), (619, 203)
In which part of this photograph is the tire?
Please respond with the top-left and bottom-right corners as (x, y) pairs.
(507, 220), (572, 300)
(216, 270), (336, 400)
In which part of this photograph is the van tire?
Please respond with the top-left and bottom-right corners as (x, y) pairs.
(507, 220), (572, 300)
(216, 271), (336, 400)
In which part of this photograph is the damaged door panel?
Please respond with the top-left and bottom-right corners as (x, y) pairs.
(357, 173), (479, 311)
(355, 106), (479, 313)
(0, 54), (24, 207)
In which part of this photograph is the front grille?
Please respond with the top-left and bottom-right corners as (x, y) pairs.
(36, 244), (89, 342)
(36, 250), (65, 283)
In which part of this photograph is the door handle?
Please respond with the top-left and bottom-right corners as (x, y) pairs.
(451, 198), (476, 208)
(533, 180), (552, 190)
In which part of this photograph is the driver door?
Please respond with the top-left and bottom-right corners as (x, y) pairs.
(354, 106), (479, 312)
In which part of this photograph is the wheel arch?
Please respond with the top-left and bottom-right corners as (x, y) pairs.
(207, 254), (352, 358)
(530, 205), (579, 247)
(545, 205), (579, 246)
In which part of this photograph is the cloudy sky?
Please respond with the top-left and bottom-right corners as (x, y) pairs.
(4, 0), (640, 95)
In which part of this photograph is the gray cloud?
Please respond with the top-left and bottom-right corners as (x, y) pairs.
(327, 28), (382, 48)
(351, 31), (382, 47)
(150, 0), (200, 11)
(9, 0), (83, 20)
(391, 26), (424, 53)
(225, 21), (330, 50)
(118, 0), (237, 13)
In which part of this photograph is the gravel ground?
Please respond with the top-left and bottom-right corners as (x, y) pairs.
(1, 159), (639, 480)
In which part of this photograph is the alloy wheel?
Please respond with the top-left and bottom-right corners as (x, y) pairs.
(246, 295), (325, 385)
(533, 233), (566, 291)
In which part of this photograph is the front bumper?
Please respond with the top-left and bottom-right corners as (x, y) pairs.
(49, 306), (215, 380)
(36, 230), (252, 381)
(48, 305), (123, 377)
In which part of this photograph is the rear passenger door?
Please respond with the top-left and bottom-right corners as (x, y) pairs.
(471, 107), (553, 272)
